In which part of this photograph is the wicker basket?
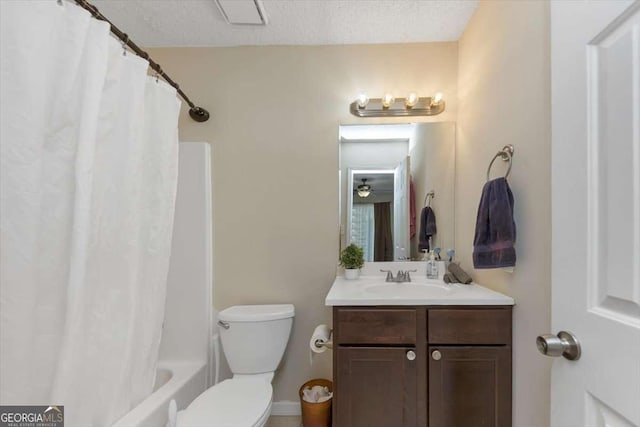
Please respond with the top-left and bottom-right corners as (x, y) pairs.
(299, 378), (333, 427)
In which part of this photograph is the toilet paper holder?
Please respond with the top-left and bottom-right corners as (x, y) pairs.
(314, 330), (333, 350)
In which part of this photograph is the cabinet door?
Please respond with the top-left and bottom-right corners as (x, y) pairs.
(428, 346), (511, 427)
(336, 346), (417, 427)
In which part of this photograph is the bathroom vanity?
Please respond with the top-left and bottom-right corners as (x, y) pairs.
(325, 274), (514, 427)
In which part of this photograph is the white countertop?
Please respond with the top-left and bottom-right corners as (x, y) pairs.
(325, 275), (514, 306)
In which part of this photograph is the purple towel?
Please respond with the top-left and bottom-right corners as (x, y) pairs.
(473, 177), (516, 268)
(418, 206), (437, 252)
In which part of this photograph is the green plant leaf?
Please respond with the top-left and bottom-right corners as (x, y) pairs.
(339, 244), (364, 269)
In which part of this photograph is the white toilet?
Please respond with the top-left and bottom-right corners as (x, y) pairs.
(174, 304), (295, 427)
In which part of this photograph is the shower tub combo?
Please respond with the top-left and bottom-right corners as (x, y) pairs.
(114, 142), (215, 427)
(112, 361), (207, 427)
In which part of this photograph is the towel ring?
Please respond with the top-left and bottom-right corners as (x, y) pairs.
(486, 144), (514, 181)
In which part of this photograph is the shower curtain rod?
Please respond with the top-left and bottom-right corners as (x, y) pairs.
(70, 0), (211, 123)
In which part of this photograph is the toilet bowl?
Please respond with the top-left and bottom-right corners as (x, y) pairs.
(172, 304), (294, 427)
(177, 377), (272, 427)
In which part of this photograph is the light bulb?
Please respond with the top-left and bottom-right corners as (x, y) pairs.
(382, 93), (395, 108)
(356, 92), (369, 109)
(432, 92), (443, 105)
(357, 179), (371, 197)
(357, 188), (371, 198)
(405, 93), (419, 108)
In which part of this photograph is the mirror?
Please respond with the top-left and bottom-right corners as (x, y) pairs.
(339, 122), (455, 261)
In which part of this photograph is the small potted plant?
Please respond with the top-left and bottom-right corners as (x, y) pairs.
(339, 244), (364, 280)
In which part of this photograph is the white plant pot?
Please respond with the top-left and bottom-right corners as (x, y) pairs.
(344, 269), (360, 280)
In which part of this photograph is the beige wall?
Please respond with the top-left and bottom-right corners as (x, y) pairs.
(149, 43), (458, 402)
(457, 1), (552, 425)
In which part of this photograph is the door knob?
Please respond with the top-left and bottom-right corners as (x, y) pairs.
(431, 350), (441, 361)
(406, 350), (416, 361)
(536, 331), (581, 361)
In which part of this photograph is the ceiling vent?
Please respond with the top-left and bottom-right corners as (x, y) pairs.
(214, 0), (268, 26)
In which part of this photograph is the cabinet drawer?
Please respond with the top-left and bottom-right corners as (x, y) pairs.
(428, 308), (511, 345)
(335, 308), (417, 345)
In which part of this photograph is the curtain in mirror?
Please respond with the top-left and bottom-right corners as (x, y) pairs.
(374, 202), (393, 261)
(350, 204), (375, 261)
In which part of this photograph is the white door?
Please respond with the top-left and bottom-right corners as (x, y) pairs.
(393, 156), (410, 260)
(550, 1), (640, 426)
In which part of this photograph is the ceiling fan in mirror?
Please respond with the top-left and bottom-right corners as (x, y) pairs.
(356, 179), (372, 198)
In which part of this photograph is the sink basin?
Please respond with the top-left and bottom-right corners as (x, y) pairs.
(325, 274), (515, 306)
(364, 282), (454, 299)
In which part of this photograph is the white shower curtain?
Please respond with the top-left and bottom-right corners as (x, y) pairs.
(0, 2), (180, 426)
(351, 204), (375, 262)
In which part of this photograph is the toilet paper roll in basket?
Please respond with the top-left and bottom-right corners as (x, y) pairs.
(310, 324), (332, 354)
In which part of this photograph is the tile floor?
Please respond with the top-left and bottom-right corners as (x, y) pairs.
(266, 416), (302, 427)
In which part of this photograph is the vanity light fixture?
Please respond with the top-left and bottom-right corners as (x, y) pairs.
(357, 179), (371, 198)
(349, 92), (445, 117)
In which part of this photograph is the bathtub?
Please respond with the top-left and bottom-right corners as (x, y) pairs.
(112, 361), (207, 427)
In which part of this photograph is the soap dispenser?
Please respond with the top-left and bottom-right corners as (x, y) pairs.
(426, 250), (438, 279)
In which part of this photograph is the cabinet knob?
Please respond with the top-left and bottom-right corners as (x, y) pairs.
(431, 350), (442, 361)
(406, 350), (416, 361)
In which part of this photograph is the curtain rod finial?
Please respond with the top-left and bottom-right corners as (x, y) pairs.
(189, 107), (210, 123)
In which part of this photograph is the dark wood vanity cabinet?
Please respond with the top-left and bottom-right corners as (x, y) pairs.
(332, 306), (512, 427)
(428, 346), (511, 426)
(333, 308), (422, 427)
(336, 347), (417, 427)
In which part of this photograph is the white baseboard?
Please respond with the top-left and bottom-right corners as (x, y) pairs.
(271, 401), (301, 416)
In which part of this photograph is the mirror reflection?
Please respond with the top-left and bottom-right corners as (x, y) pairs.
(339, 123), (455, 261)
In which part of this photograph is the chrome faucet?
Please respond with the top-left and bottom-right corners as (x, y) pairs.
(380, 269), (418, 283)
(398, 270), (418, 282)
(381, 269), (395, 282)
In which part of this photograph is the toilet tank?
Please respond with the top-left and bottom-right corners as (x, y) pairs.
(218, 304), (294, 375)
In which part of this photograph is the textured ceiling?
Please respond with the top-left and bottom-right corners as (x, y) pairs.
(90, 0), (478, 47)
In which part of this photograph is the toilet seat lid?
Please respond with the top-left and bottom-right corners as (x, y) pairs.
(178, 378), (272, 427)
